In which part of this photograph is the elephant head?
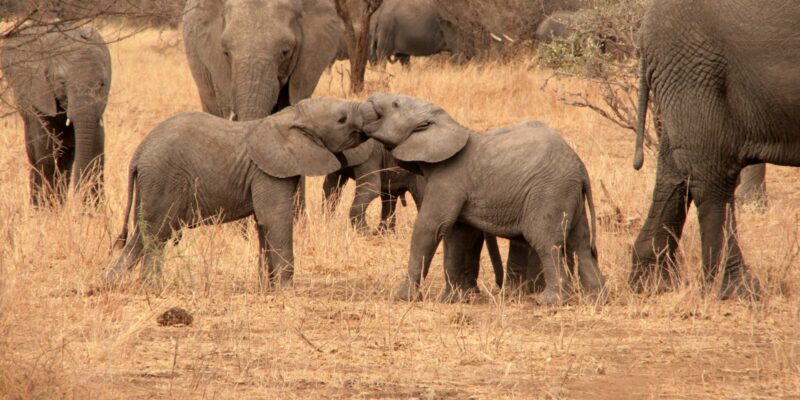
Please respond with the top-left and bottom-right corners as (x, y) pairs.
(247, 98), (376, 178)
(207, 0), (340, 121)
(364, 92), (468, 163)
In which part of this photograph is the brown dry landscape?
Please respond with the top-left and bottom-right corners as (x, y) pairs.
(1, 29), (799, 399)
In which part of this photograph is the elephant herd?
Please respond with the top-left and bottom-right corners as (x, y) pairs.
(2, 0), (798, 303)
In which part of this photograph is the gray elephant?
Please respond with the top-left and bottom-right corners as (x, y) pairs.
(182, 0), (341, 120)
(322, 139), (424, 234)
(1, 26), (111, 206)
(369, 0), (461, 67)
(630, 0), (800, 299)
(364, 93), (605, 304)
(535, 11), (576, 44)
(104, 98), (376, 287)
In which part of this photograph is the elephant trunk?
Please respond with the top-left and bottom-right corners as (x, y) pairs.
(231, 58), (281, 121)
(71, 117), (105, 203)
(633, 55), (649, 170)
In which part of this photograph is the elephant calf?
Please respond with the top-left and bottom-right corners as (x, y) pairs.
(105, 98), (376, 288)
(365, 93), (605, 305)
(323, 139), (424, 234)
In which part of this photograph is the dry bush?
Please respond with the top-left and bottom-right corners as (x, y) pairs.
(0, 29), (799, 398)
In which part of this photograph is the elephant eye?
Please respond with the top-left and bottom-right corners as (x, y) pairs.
(392, 101), (399, 108)
(338, 115), (347, 124)
(281, 48), (291, 58)
(412, 121), (432, 132)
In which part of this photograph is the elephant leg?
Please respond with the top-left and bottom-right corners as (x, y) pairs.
(253, 178), (296, 289)
(630, 150), (690, 294)
(532, 239), (572, 306)
(506, 239), (544, 294)
(735, 163), (767, 208)
(395, 196), (462, 301)
(294, 176), (306, 219)
(349, 172), (380, 235)
(322, 172), (346, 215)
(139, 239), (167, 290)
(104, 225), (146, 286)
(255, 223), (272, 291)
(377, 192), (399, 232)
(54, 136), (75, 206)
(439, 223), (482, 302)
(569, 215), (607, 303)
(23, 114), (57, 207)
(397, 54), (411, 69)
(689, 177), (761, 300)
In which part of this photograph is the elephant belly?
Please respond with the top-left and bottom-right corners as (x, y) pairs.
(458, 200), (524, 239)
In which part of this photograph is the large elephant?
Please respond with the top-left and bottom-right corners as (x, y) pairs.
(1, 26), (111, 206)
(182, 0), (341, 121)
(369, 0), (461, 67)
(630, 0), (800, 299)
(364, 93), (605, 304)
(104, 98), (376, 287)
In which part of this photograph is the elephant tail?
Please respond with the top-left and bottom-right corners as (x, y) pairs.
(581, 164), (598, 259)
(113, 164), (137, 250)
(633, 54), (649, 170)
(483, 233), (504, 288)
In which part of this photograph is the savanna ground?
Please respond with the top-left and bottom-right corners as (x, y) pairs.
(1, 29), (799, 399)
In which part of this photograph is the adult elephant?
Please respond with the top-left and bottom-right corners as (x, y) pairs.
(369, 0), (460, 67)
(1, 26), (111, 206)
(630, 0), (800, 299)
(182, 0), (340, 121)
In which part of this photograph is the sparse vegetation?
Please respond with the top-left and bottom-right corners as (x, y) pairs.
(0, 23), (799, 400)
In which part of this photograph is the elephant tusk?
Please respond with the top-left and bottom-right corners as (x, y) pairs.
(229, 111), (237, 121)
(503, 34), (515, 43)
(99, 118), (104, 127)
(490, 32), (503, 42)
(66, 118), (71, 126)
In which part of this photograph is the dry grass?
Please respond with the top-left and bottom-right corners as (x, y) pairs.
(1, 29), (800, 399)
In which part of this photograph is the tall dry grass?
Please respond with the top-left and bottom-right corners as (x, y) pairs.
(1, 29), (799, 398)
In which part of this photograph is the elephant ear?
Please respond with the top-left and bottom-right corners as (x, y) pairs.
(289, 0), (341, 103)
(246, 119), (342, 178)
(392, 119), (470, 164)
(341, 139), (376, 167)
(4, 57), (57, 116)
(182, 0), (232, 115)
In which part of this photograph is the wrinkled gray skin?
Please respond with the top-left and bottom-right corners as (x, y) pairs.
(365, 93), (605, 304)
(323, 140), (424, 234)
(631, 0), (800, 299)
(104, 98), (376, 288)
(368, 0), (460, 67)
(1, 27), (111, 206)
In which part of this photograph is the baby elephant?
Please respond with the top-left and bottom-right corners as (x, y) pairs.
(105, 98), (376, 288)
(365, 93), (605, 304)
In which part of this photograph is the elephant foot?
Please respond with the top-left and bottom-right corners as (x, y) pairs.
(271, 276), (295, 291)
(628, 264), (680, 295)
(719, 270), (761, 301)
(352, 222), (372, 236)
(438, 285), (479, 303)
(536, 287), (570, 306)
(394, 280), (421, 301)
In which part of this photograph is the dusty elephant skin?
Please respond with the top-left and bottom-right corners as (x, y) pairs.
(630, 0), (800, 299)
(0, 26), (111, 207)
(365, 93), (605, 305)
(368, 0), (462, 68)
(322, 139), (424, 235)
(104, 98), (377, 288)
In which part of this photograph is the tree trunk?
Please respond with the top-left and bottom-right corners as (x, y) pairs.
(334, 0), (383, 94)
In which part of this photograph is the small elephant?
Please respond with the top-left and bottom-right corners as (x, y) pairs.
(1, 26), (111, 206)
(323, 140), (424, 234)
(365, 93), (605, 304)
(535, 11), (577, 44)
(104, 98), (376, 288)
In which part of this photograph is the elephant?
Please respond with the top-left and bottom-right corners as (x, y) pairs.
(364, 93), (605, 304)
(103, 98), (376, 288)
(535, 11), (576, 44)
(630, 0), (800, 299)
(368, 0), (461, 67)
(322, 139), (424, 234)
(1, 26), (111, 206)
